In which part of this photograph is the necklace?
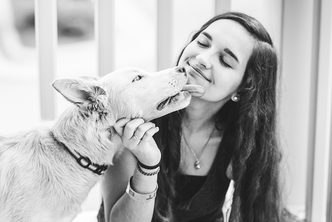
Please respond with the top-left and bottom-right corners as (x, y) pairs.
(182, 127), (215, 170)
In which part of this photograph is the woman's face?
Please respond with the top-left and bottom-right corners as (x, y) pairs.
(180, 19), (255, 103)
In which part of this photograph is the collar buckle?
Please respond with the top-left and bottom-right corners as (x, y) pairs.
(51, 132), (109, 176)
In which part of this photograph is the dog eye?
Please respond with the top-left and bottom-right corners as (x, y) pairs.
(132, 75), (143, 82)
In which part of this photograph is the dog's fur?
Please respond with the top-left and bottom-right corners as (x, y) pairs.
(0, 67), (191, 222)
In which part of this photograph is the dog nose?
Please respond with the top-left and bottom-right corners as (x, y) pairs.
(177, 67), (186, 73)
(176, 67), (187, 77)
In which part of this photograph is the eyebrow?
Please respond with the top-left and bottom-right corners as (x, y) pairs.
(224, 48), (239, 63)
(202, 32), (212, 41)
(202, 31), (239, 63)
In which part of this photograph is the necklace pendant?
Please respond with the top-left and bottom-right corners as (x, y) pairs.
(194, 160), (201, 169)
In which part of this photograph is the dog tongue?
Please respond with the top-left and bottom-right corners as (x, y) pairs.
(182, 84), (206, 97)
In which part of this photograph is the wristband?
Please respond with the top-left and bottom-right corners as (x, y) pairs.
(137, 159), (161, 170)
(137, 163), (160, 176)
(125, 177), (158, 202)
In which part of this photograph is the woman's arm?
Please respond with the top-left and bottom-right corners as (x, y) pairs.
(101, 118), (160, 222)
(101, 149), (158, 222)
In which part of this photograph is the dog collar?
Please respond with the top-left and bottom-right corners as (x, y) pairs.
(50, 132), (109, 175)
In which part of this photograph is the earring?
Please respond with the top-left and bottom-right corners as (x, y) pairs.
(231, 94), (240, 102)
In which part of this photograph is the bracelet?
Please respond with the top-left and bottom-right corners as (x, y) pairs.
(137, 163), (160, 176)
(126, 177), (158, 202)
(137, 159), (161, 170)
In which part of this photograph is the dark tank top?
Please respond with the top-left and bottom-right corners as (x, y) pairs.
(171, 137), (230, 222)
(97, 137), (231, 222)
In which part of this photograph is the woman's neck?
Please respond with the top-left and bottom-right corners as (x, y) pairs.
(183, 98), (225, 133)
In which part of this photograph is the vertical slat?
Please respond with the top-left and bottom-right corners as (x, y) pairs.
(215, 0), (231, 15)
(95, 0), (115, 77)
(310, 0), (332, 220)
(324, 1), (332, 220)
(328, 120), (332, 222)
(35, 0), (57, 120)
(282, 0), (318, 218)
(305, 0), (321, 219)
(157, 0), (173, 70)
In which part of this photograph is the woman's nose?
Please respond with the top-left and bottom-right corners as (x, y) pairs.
(196, 53), (212, 69)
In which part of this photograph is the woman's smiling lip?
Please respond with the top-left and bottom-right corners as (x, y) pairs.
(187, 61), (211, 82)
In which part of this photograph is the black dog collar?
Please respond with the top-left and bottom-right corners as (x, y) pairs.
(50, 132), (109, 175)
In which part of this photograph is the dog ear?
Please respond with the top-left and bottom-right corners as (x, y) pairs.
(52, 78), (106, 105)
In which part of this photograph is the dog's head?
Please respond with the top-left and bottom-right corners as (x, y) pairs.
(52, 67), (202, 122)
(99, 67), (195, 121)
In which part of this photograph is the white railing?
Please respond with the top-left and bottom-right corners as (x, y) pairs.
(308, 0), (332, 221)
(35, 0), (57, 120)
(157, 0), (173, 70)
(95, 0), (115, 77)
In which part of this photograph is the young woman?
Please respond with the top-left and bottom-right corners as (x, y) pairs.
(98, 11), (283, 222)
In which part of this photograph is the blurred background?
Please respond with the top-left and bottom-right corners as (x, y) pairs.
(0, 0), (331, 221)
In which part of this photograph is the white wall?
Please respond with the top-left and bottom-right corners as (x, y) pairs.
(280, 0), (315, 210)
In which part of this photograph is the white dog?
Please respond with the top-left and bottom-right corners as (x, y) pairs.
(0, 67), (203, 222)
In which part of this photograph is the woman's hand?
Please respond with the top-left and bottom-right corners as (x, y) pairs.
(114, 118), (161, 167)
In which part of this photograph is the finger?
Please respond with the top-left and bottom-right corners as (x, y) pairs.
(132, 122), (156, 140)
(122, 118), (145, 141)
(114, 118), (131, 136)
(140, 127), (159, 143)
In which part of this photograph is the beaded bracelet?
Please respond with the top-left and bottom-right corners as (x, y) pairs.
(137, 163), (160, 176)
(137, 159), (161, 170)
(126, 176), (158, 202)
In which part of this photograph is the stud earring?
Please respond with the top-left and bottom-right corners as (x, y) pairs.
(231, 94), (240, 102)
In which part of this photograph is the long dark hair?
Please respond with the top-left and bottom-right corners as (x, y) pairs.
(153, 11), (282, 222)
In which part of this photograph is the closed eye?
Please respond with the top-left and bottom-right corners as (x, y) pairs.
(132, 75), (143, 82)
(219, 56), (232, 68)
(197, 41), (209, 48)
